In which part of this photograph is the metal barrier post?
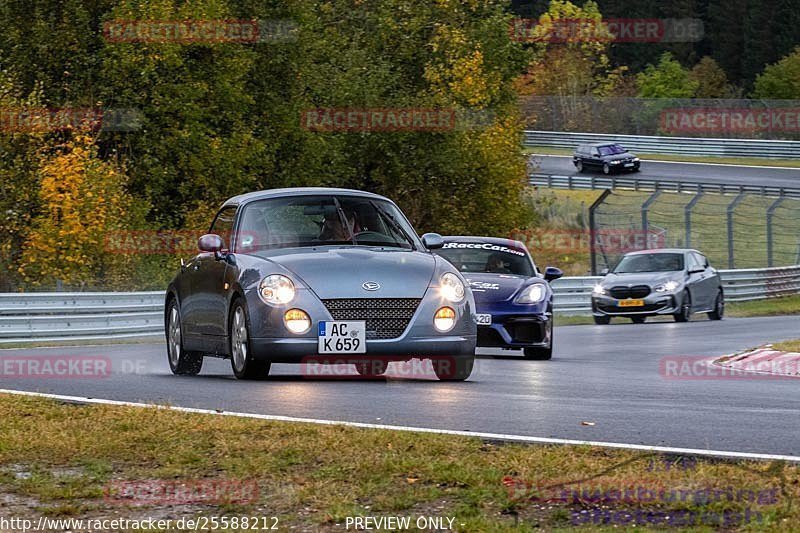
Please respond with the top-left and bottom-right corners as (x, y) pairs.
(684, 190), (704, 249)
(766, 197), (785, 267)
(641, 190), (662, 236)
(727, 192), (747, 269)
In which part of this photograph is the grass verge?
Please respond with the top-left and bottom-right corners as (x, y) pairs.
(523, 146), (800, 168)
(773, 339), (800, 352)
(0, 393), (798, 531)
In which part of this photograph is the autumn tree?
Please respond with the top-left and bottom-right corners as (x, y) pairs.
(752, 47), (800, 99)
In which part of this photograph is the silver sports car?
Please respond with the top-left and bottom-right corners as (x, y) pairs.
(165, 188), (477, 380)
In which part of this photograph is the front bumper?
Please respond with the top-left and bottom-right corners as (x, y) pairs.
(474, 303), (552, 349)
(592, 293), (680, 317)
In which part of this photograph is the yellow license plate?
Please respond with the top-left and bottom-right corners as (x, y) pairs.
(619, 299), (645, 307)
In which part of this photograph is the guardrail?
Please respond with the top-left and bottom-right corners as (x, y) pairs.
(524, 130), (800, 159)
(1, 266), (798, 343)
(528, 173), (800, 199)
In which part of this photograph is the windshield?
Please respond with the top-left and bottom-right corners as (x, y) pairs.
(598, 144), (627, 156)
(235, 195), (419, 251)
(613, 253), (684, 273)
(435, 242), (535, 276)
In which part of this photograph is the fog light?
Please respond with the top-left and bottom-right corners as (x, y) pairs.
(284, 309), (311, 334)
(434, 307), (456, 332)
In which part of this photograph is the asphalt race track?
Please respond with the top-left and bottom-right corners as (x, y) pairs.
(537, 155), (800, 190)
(2, 315), (799, 456)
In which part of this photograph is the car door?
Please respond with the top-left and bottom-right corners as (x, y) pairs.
(693, 253), (718, 310)
(684, 253), (709, 310)
(194, 206), (238, 338)
(590, 146), (601, 168)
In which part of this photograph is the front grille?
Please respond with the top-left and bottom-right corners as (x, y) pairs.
(322, 298), (421, 340)
(609, 285), (651, 299)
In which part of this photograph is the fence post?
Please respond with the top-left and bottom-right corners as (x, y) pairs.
(589, 189), (611, 276)
(641, 190), (662, 237)
(766, 197), (785, 267)
(727, 192), (747, 269)
(684, 190), (704, 249)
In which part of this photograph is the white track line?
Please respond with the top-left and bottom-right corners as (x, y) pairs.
(2, 388), (798, 463)
(538, 154), (798, 170)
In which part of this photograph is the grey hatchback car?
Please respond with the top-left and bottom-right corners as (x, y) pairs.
(591, 249), (724, 324)
(165, 188), (477, 380)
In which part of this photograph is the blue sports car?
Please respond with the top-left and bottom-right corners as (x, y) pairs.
(165, 188), (477, 380)
(434, 237), (562, 360)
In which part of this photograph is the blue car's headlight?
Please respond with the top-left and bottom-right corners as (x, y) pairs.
(515, 283), (546, 304)
(654, 280), (680, 293)
(259, 275), (295, 304)
(439, 272), (465, 303)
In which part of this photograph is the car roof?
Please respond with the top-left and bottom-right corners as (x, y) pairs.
(583, 142), (622, 148)
(625, 248), (701, 255)
(223, 187), (392, 208)
(441, 235), (529, 252)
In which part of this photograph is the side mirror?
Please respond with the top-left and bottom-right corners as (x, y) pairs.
(198, 233), (224, 253)
(421, 233), (444, 250)
(544, 266), (563, 282)
(600, 267), (609, 276)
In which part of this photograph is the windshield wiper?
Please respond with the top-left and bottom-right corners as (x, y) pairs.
(370, 201), (416, 251)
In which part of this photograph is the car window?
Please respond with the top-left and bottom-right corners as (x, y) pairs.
(591, 147), (599, 156)
(234, 195), (419, 251)
(613, 252), (685, 273)
(598, 144), (627, 156)
(435, 242), (535, 276)
(690, 253), (707, 270)
(210, 206), (237, 250)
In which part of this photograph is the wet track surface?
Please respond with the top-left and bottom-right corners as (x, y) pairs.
(2, 315), (800, 455)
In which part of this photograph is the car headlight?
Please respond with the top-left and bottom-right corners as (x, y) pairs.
(515, 283), (546, 304)
(610, 160), (621, 164)
(633, 157), (640, 162)
(284, 309), (311, 334)
(655, 280), (680, 293)
(592, 284), (607, 296)
(259, 275), (295, 304)
(439, 273), (465, 303)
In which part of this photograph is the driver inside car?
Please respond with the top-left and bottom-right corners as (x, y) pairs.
(319, 211), (358, 241)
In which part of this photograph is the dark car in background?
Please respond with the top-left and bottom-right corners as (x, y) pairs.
(165, 188), (477, 381)
(434, 237), (562, 360)
(573, 143), (640, 174)
(591, 249), (724, 324)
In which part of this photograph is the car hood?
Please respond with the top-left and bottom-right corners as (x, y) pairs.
(602, 271), (683, 287)
(605, 153), (635, 162)
(462, 272), (532, 303)
(252, 246), (437, 299)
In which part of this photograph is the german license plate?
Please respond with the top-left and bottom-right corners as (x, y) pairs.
(624, 162), (634, 167)
(318, 321), (366, 354)
(475, 314), (492, 325)
(619, 299), (645, 307)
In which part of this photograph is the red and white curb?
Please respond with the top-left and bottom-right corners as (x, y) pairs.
(714, 347), (800, 378)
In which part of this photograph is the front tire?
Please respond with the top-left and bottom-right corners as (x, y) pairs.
(631, 316), (647, 324)
(593, 315), (611, 325)
(708, 291), (725, 320)
(602, 163), (611, 175)
(523, 319), (553, 360)
(674, 291), (691, 323)
(230, 300), (271, 380)
(432, 356), (474, 381)
(166, 300), (203, 376)
(575, 160), (583, 173)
